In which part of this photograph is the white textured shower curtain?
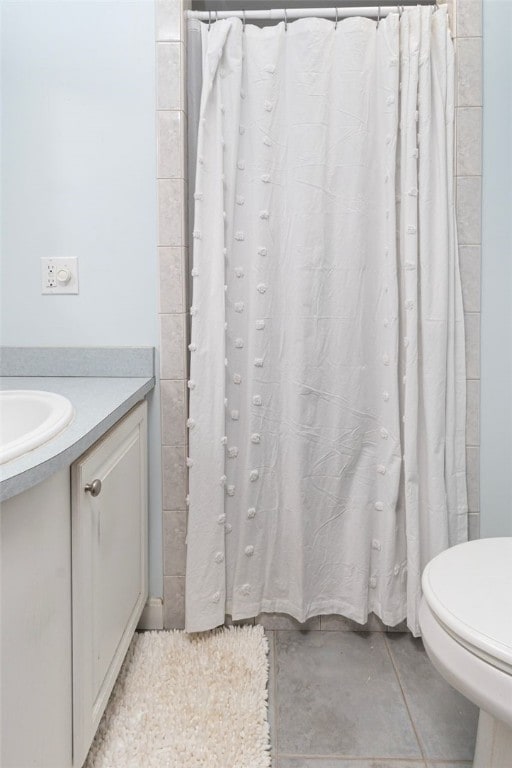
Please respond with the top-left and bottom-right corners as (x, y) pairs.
(185, 6), (467, 635)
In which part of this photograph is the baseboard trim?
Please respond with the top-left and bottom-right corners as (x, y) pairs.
(137, 597), (164, 631)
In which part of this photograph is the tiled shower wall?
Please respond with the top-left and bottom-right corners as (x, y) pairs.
(156, 0), (483, 629)
(451, 0), (483, 544)
(156, 0), (191, 629)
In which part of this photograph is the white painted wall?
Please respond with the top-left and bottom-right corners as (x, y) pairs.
(1, 1), (163, 595)
(481, 0), (512, 536)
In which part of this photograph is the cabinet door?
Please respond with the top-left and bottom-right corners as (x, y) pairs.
(1, 469), (72, 768)
(71, 401), (148, 767)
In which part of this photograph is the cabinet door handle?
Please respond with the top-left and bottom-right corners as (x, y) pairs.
(84, 479), (102, 497)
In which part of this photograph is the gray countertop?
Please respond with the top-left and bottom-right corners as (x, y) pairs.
(0, 376), (155, 501)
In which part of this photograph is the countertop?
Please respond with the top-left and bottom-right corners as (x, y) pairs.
(0, 376), (155, 502)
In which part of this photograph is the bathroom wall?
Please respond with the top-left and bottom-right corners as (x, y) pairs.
(155, 0), (191, 628)
(157, 0), (483, 628)
(451, 0), (484, 542)
(480, 0), (512, 537)
(0, 1), (164, 598)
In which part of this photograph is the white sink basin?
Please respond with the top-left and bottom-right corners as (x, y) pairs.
(0, 390), (74, 465)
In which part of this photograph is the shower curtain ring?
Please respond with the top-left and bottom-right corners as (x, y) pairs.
(215, 10), (218, 22)
(377, 6), (381, 27)
(208, 10), (211, 31)
(284, 8), (288, 31)
(335, 7), (339, 29)
(243, 9), (246, 31)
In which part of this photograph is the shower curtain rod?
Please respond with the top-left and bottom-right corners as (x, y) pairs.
(186, 3), (436, 21)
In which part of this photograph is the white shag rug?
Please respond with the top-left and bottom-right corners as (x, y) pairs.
(84, 625), (271, 768)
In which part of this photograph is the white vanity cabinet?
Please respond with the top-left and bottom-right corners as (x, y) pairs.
(71, 401), (148, 768)
(1, 467), (73, 768)
(0, 400), (148, 768)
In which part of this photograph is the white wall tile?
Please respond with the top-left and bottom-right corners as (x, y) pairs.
(161, 379), (187, 445)
(156, 0), (182, 42)
(459, 245), (481, 312)
(162, 445), (187, 509)
(456, 0), (482, 37)
(163, 510), (187, 578)
(457, 37), (482, 106)
(157, 2), (189, 618)
(456, 107), (482, 176)
(468, 511), (480, 540)
(163, 576), (185, 628)
(157, 42), (183, 110)
(159, 246), (185, 313)
(160, 312), (186, 379)
(466, 446), (480, 511)
(158, 178), (185, 246)
(466, 378), (480, 446)
(444, 0), (457, 36)
(464, 312), (480, 380)
(457, 176), (481, 245)
(157, 111), (184, 179)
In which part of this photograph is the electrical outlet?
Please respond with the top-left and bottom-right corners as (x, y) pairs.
(41, 257), (79, 294)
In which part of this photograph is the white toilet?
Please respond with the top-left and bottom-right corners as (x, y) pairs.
(419, 537), (512, 768)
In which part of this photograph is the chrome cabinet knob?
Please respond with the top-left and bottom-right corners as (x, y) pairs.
(84, 479), (102, 497)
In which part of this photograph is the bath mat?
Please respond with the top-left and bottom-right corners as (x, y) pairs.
(84, 625), (271, 768)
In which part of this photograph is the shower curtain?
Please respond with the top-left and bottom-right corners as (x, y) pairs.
(185, 6), (467, 636)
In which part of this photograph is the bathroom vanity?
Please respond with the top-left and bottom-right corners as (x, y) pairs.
(73, 401), (148, 767)
(0, 348), (155, 768)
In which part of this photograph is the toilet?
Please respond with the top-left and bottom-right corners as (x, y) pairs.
(419, 537), (512, 768)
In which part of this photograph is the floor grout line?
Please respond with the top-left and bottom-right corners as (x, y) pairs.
(383, 633), (428, 766)
(277, 754), (428, 760)
(270, 629), (280, 765)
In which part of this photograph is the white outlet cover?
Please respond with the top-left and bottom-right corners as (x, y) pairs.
(41, 257), (79, 294)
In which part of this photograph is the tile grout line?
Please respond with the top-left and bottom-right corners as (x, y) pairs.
(383, 634), (428, 766)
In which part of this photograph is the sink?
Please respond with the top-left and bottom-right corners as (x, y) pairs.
(0, 390), (74, 464)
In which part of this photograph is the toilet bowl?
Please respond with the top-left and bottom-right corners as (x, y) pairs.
(419, 537), (512, 768)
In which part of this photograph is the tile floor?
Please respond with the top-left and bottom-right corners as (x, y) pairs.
(266, 629), (478, 768)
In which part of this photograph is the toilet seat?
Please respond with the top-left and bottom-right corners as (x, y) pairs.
(421, 538), (512, 675)
(420, 538), (512, 762)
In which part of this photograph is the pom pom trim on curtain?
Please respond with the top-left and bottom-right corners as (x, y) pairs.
(185, 6), (467, 635)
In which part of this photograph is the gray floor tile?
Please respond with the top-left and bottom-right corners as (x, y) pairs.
(320, 615), (408, 633)
(224, 614), (255, 626)
(275, 631), (421, 759)
(425, 763), (472, 768)
(279, 760), (426, 767)
(385, 634), (478, 762)
(386, 621), (409, 633)
(267, 630), (277, 754)
(257, 614), (322, 630)
(321, 614), (387, 632)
